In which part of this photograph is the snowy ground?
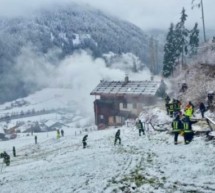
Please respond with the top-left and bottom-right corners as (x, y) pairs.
(1, 125), (215, 193)
(1, 88), (215, 193)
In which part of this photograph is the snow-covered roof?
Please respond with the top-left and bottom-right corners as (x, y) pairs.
(45, 120), (60, 127)
(90, 80), (161, 96)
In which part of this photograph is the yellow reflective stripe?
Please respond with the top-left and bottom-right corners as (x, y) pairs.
(173, 121), (178, 129)
(183, 123), (189, 130)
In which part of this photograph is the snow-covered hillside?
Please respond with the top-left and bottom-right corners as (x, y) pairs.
(1, 123), (215, 193)
(0, 88), (94, 134)
(0, 2), (152, 103)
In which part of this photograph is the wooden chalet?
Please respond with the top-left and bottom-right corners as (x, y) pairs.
(90, 76), (166, 129)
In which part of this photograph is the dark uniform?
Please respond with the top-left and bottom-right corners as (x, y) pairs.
(114, 129), (121, 145)
(208, 92), (214, 107)
(171, 115), (183, 144)
(182, 116), (197, 144)
(168, 102), (174, 117)
(165, 95), (170, 115)
(35, 135), (37, 144)
(82, 135), (88, 148)
(0, 152), (10, 166)
(13, 146), (16, 157)
(61, 129), (64, 137)
(199, 102), (206, 118)
(136, 120), (145, 136)
(173, 99), (181, 117)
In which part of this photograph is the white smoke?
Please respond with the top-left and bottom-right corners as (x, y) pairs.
(15, 47), (153, 116)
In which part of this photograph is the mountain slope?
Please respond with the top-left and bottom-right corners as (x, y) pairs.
(0, 2), (150, 103)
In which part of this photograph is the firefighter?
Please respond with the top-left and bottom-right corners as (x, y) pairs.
(1, 151), (10, 166)
(165, 95), (170, 115)
(184, 103), (193, 118)
(171, 115), (183, 144)
(82, 135), (88, 148)
(182, 116), (198, 144)
(208, 92), (214, 107)
(56, 129), (60, 139)
(12, 146), (16, 157)
(114, 129), (121, 145)
(199, 102), (206, 118)
(136, 119), (145, 136)
(173, 99), (181, 117)
(189, 101), (195, 115)
(61, 129), (64, 137)
(168, 100), (174, 117)
(35, 135), (37, 144)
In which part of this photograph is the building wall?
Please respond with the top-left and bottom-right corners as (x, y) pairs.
(119, 102), (142, 116)
(94, 95), (157, 129)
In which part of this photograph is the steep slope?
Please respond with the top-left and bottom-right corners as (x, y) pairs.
(1, 125), (215, 193)
(168, 42), (215, 106)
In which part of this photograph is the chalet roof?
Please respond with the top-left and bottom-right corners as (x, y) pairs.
(90, 80), (162, 96)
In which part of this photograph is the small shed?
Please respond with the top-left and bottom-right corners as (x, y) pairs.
(90, 76), (166, 129)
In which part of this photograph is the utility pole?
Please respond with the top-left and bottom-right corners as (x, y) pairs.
(192, 0), (206, 42)
(201, 0), (206, 42)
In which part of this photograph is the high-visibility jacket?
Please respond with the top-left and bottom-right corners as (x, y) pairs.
(185, 107), (193, 117)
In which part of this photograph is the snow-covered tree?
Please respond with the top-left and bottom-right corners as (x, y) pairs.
(174, 8), (189, 63)
(162, 23), (177, 77)
(189, 23), (199, 55)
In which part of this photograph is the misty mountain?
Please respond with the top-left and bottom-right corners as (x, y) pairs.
(0, 2), (152, 103)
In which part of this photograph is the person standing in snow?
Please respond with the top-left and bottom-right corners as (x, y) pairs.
(1, 151), (10, 166)
(184, 102), (193, 118)
(165, 95), (170, 115)
(199, 102), (206, 118)
(136, 119), (145, 136)
(173, 99), (181, 118)
(168, 100), (174, 118)
(12, 146), (16, 157)
(56, 129), (60, 139)
(61, 129), (64, 137)
(189, 101), (195, 114)
(34, 135), (37, 144)
(82, 135), (88, 148)
(171, 115), (183, 145)
(182, 116), (198, 144)
(114, 129), (121, 145)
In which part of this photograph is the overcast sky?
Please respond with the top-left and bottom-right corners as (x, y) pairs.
(0, 0), (214, 31)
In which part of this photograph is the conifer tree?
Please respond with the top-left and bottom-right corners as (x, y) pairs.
(174, 7), (189, 64)
(189, 23), (199, 55)
(162, 23), (177, 77)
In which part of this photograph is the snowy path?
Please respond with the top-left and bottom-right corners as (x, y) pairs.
(1, 127), (215, 193)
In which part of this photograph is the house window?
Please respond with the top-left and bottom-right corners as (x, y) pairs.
(133, 103), (137, 109)
(123, 102), (127, 109)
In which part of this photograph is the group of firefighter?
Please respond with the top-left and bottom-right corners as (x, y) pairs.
(165, 95), (200, 145)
